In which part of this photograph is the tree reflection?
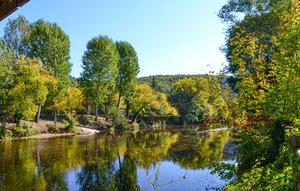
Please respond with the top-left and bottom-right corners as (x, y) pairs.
(169, 131), (230, 169)
(0, 130), (233, 191)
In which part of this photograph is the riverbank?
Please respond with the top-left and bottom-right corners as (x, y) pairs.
(0, 119), (101, 141)
(1, 118), (232, 141)
(8, 126), (100, 140)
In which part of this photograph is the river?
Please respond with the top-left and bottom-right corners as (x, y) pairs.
(0, 129), (237, 191)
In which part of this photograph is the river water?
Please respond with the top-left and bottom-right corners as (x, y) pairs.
(0, 129), (237, 191)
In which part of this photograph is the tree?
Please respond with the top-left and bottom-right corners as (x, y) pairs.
(2, 15), (29, 55)
(218, 0), (299, 123)
(25, 19), (71, 122)
(170, 77), (229, 124)
(0, 43), (16, 126)
(130, 84), (176, 123)
(115, 41), (139, 111)
(2, 55), (56, 126)
(54, 86), (84, 130)
(81, 35), (119, 122)
(217, 0), (300, 189)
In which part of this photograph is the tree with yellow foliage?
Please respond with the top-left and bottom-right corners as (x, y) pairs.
(0, 54), (56, 126)
(170, 77), (229, 124)
(130, 84), (177, 123)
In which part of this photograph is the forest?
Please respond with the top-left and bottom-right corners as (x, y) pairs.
(0, 0), (299, 190)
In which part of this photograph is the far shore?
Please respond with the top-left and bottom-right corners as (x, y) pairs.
(0, 126), (100, 141)
(0, 121), (232, 141)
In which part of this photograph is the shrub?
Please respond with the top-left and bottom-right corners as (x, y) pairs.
(11, 123), (40, 138)
(78, 115), (95, 125)
(0, 126), (12, 139)
(47, 124), (62, 134)
(113, 113), (129, 132)
(64, 112), (79, 133)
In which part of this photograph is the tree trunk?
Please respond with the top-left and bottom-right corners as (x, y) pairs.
(117, 146), (122, 168)
(15, 112), (22, 127)
(105, 105), (109, 121)
(54, 111), (57, 125)
(87, 105), (91, 115)
(35, 101), (42, 123)
(125, 101), (130, 118)
(117, 94), (122, 111)
(95, 105), (99, 122)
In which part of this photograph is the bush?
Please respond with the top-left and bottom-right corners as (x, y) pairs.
(0, 126), (12, 139)
(64, 112), (79, 133)
(11, 123), (40, 138)
(225, 145), (296, 191)
(47, 124), (62, 134)
(78, 115), (95, 125)
(113, 113), (129, 132)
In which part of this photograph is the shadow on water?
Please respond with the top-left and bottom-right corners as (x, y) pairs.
(0, 128), (237, 191)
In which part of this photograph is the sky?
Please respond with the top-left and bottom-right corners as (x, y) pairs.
(0, 0), (228, 77)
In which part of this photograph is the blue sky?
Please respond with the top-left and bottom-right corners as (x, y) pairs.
(0, 0), (228, 77)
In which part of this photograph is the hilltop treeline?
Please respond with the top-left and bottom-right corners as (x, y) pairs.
(138, 74), (211, 94)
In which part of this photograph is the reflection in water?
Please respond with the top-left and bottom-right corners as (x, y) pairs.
(0, 130), (236, 191)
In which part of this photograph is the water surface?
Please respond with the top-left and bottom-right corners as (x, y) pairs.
(0, 129), (236, 191)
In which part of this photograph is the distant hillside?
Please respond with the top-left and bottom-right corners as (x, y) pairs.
(138, 74), (215, 94)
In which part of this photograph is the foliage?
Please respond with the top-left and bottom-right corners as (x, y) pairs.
(0, 53), (56, 125)
(25, 19), (71, 88)
(218, 0), (300, 189)
(54, 86), (84, 113)
(64, 112), (79, 133)
(0, 44), (15, 113)
(113, 114), (130, 131)
(25, 19), (72, 114)
(78, 115), (95, 126)
(46, 124), (62, 134)
(129, 84), (177, 123)
(170, 77), (230, 124)
(211, 162), (236, 181)
(2, 15), (29, 55)
(0, 126), (12, 139)
(81, 35), (119, 116)
(225, 145), (297, 191)
(138, 74), (210, 94)
(110, 108), (130, 131)
(115, 41), (140, 109)
(11, 123), (40, 138)
(220, 0), (300, 123)
(47, 113), (79, 134)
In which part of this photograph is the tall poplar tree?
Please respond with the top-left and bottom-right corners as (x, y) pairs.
(115, 41), (139, 111)
(2, 15), (29, 55)
(25, 19), (71, 122)
(81, 35), (119, 122)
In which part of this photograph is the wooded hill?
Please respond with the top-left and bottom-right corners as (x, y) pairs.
(138, 74), (219, 94)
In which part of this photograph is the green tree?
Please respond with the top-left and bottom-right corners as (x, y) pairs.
(2, 15), (29, 55)
(0, 43), (16, 127)
(25, 19), (71, 122)
(130, 84), (176, 123)
(218, 0), (299, 123)
(6, 56), (56, 126)
(81, 35), (119, 122)
(55, 86), (84, 131)
(217, 0), (300, 189)
(115, 41), (139, 111)
(170, 77), (229, 124)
